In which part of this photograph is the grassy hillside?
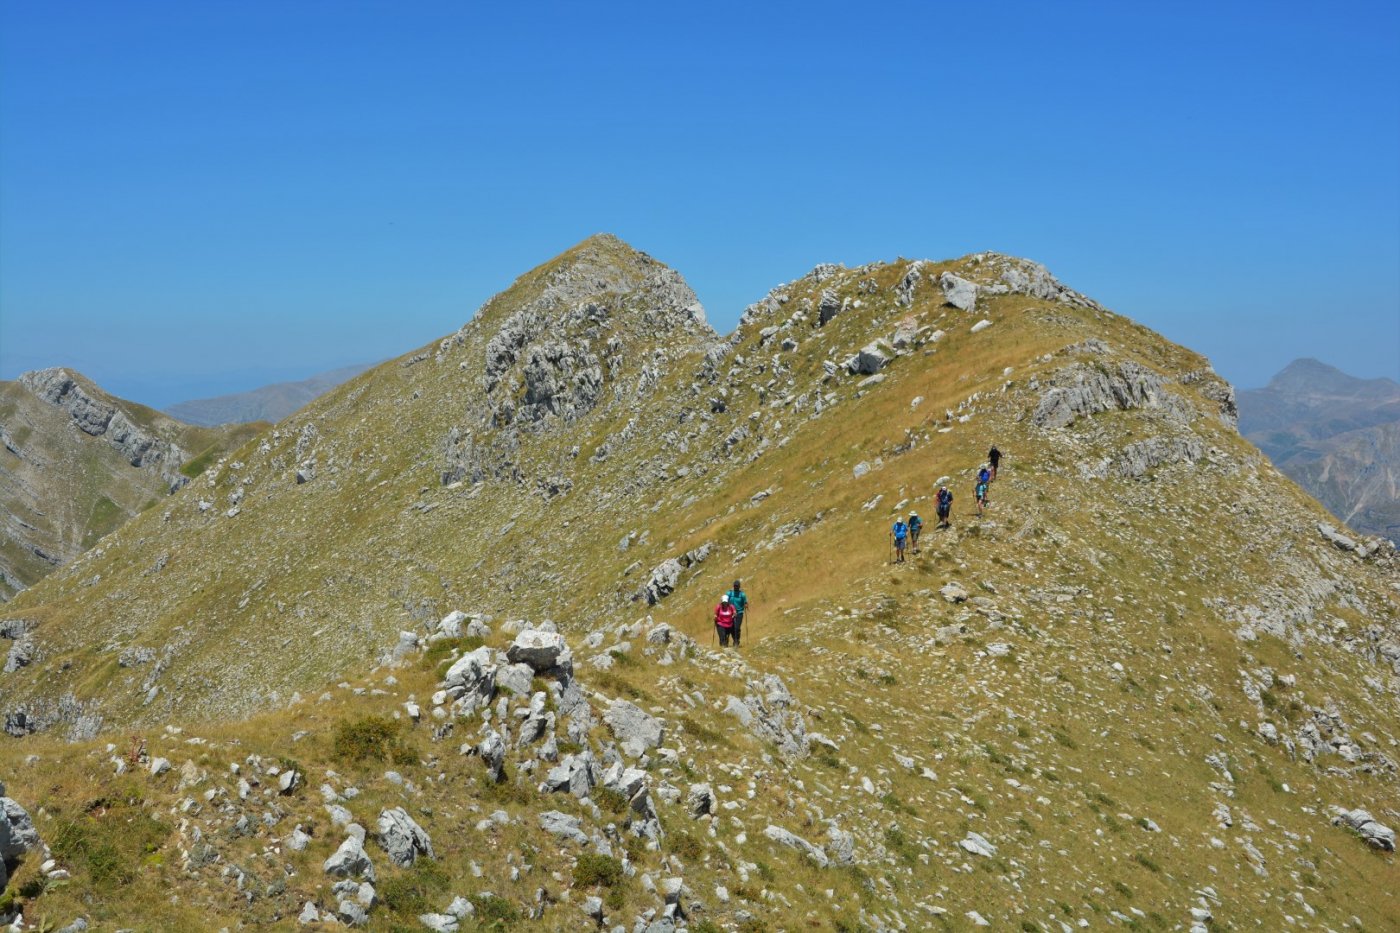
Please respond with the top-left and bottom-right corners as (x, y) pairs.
(1, 238), (1396, 931)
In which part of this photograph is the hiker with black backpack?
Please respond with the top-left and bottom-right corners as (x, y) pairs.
(891, 516), (909, 563)
(725, 580), (749, 647)
(714, 594), (737, 647)
(909, 511), (924, 551)
(936, 485), (953, 528)
(988, 445), (1002, 481)
(975, 476), (989, 516)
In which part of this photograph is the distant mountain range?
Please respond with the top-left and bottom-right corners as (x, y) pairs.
(164, 362), (375, 426)
(1239, 358), (1400, 541)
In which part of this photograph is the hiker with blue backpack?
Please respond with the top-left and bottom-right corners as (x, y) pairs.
(936, 485), (953, 528)
(891, 516), (909, 563)
(725, 580), (749, 647)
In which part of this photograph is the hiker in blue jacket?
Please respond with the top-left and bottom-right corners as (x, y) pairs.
(891, 516), (909, 563)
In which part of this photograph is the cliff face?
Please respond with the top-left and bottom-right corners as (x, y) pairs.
(0, 369), (259, 600)
(1, 239), (1396, 931)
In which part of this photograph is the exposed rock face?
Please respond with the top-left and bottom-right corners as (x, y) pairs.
(323, 833), (376, 882)
(724, 674), (808, 760)
(439, 235), (718, 487)
(1032, 361), (1191, 429)
(604, 698), (664, 757)
(848, 342), (893, 376)
(443, 647), (497, 713)
(18, 369), (188, 482)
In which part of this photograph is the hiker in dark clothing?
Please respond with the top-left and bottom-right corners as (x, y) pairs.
(725, 580), (749, 647)
(988, 446), (1002, 481)
(891, 516), (909, 563)
(715, 595), (737, 647)
(909, 511), (924, 551)
(936, 485), (953, 528)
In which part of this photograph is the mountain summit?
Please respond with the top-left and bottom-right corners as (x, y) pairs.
(1, 243), (1396, 930)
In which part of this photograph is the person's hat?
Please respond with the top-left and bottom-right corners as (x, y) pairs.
(721, 594), (729, 604)
(910, 510), (918, 517)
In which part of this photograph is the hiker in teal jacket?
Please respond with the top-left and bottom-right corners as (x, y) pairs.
(725, 580), (749, 647)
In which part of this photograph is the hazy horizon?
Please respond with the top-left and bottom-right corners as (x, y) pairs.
(2, 2), (1397, 408)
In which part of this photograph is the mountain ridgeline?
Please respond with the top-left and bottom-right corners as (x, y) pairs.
(0, 369), (262, 601)
(0, 235), (1395, 931)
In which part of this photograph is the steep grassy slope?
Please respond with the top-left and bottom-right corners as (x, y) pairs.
(1, 238), (1396, 931)
(0, 370), (263, 601)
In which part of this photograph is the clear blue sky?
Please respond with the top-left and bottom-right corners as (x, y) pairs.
(2, 1), (1397, 407)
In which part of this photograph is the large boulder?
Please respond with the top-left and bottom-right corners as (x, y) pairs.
(506, 629), (566, 672)
(538, 810), (588, 845)
(939, 272), (978, 312)
(442, 646), (497, 712)
(0, 795), (40, 886)
(604, 699), (664, 757)
(376, 807), (434, 867)
(323, 834), (376, 882)
(1332, 807), (1396, 851)
(848, 341), (893, 376)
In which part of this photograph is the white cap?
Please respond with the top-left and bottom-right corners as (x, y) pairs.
(721, 594), (729, 604)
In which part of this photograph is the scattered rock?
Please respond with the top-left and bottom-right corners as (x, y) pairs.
(377, 807), (435, 867)
(763, 824), (829, 867)
(1331, 807), (1395, 851)
(604, 699), (664, 757)
(506, 629), (566, 671)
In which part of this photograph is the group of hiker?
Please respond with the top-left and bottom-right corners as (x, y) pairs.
(890, 444), (1001, 563)
(712, 579), (749, 648)
(708, 446), (1004, 643)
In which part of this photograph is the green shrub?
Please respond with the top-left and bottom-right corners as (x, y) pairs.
(332, 715), (405, 763)
(47, 801), (169, 891)
(472, 893), (519, 927)
(573, 852), (624, 887)
(592, 786), (630, 814)
(379, 858), (450, 915)
(666, 827), (704, 861)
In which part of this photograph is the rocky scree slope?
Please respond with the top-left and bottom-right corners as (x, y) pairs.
(0, 236), (1397, 930)
(1239, 359), (1400, 541)
(0, 369), (260, 601)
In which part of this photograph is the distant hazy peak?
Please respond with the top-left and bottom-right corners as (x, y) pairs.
(1264, 358), (1400, 398)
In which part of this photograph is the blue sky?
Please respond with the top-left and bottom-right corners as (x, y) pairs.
(2, 1), (1397, 407)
